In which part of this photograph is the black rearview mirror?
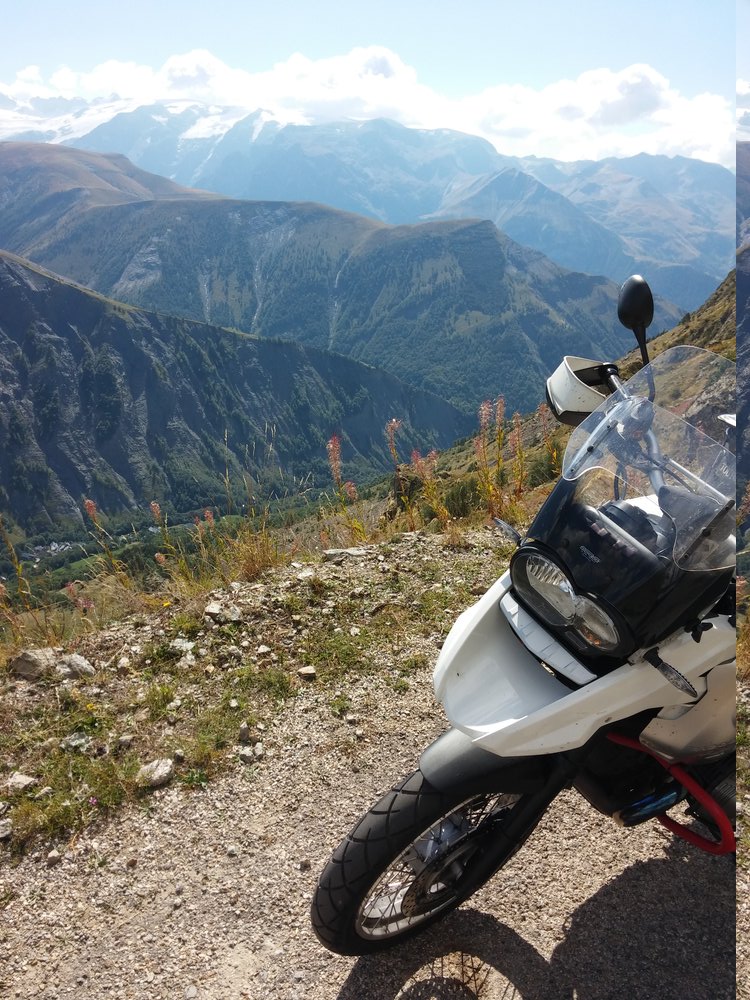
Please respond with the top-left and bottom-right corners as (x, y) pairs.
(617, 274), (654, 367)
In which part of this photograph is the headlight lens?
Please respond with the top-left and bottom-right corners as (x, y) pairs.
(513, 552), (621, 652)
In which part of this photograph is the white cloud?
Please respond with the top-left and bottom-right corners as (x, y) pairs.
(0, 48), (735, 168)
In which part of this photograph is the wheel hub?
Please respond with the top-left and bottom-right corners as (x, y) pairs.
(401, 839), (480, 917)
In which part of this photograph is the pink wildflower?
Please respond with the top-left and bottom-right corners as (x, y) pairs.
(495, 397), (505, 428)
(204, 508), (215, 526)
(343, 481), (358, 502)
(154, 552), (167, 565)
(478, 401), (492, 435)
(83, 498), (97, 521)
(411, 449), (436, 480)
(149, 500), (162, 523)
(327, 434), (342, 487)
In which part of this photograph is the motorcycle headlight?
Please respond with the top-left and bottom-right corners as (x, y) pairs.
(511, 551), (622, 653)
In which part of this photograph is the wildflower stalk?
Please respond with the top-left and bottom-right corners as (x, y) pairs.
(325, 435), (366, 543)
(537, 402), (561, 478)
(411, 449), (450, 530)
(385, 418), (416, 530)
(475, 399), (507, 519)
(83, 499), (131, 587)
(510, 413), (527, 498)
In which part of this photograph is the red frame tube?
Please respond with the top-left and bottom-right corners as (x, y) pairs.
(606, 732), (735, 855)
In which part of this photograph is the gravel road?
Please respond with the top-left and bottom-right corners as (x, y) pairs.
(1, 661), (735, 1000)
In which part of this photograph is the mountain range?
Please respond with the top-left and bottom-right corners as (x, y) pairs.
(0, 97), (734, 311)
(0, 249), (472, 535)
(0, 143), (683, 415)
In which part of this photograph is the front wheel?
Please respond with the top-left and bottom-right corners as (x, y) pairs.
(310, 767), (539, 955)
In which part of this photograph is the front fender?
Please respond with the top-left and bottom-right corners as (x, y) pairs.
(419, 727), (553, 797)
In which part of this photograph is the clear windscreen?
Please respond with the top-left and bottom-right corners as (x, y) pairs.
(562, 347), (735, 572)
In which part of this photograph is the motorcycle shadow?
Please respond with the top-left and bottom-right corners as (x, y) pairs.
(335, 841), (734, 1000)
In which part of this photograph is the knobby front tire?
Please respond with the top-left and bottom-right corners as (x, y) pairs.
(310, 767), (533, 955)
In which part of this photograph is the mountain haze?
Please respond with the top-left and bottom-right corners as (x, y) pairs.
(0, 144), (683, 414)
(0, 101), (734, 309)
(33, 104), (734, 308)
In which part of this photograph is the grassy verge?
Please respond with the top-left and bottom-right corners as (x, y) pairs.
(0, 519), (514, 858)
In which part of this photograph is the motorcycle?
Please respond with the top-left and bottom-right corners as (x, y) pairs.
(310, 276), (736, 956)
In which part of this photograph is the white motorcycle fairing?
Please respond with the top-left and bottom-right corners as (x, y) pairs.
(432, 570), (735, 759)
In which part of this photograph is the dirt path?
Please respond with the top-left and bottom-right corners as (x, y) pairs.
(1, 662), (735, 1000)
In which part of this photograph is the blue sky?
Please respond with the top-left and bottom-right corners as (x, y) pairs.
(0, 0), (737, 165)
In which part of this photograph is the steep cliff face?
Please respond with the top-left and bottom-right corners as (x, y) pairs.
(0, 252), (472, 534)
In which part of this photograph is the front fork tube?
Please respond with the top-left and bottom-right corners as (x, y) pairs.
(462, 756), (576, 894)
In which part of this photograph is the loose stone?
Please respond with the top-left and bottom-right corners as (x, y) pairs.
(7, 772), (36, 793)
(136, 758), (175, 789)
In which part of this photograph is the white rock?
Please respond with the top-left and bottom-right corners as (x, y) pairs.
(136, 758), (174, 789)
(56, 653), (95, 679)
(7, 772), (36, 793)
(60, 733), (91, 752)
(8, 648), (57, 682)
(0, 818), (12, 840)
(297, 666), (317, 680)
(47, 849), (62, 865)
(204, 601), (242, 623)
(170, 638), (195, 653)
(256, 645), (272, 655)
